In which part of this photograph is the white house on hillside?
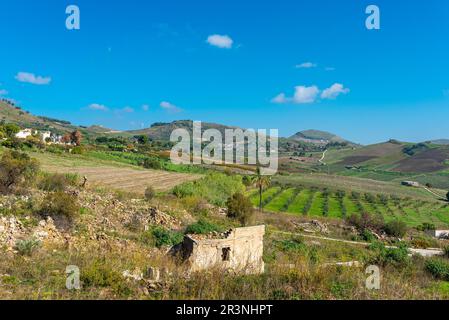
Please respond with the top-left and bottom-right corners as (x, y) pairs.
(15, 129), (34, 139)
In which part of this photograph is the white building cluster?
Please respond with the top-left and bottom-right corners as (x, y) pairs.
(14, 128), (64, 144)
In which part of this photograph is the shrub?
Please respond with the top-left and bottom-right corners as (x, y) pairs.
(81, 260), (132, 296)
(425, 258), (449, 281)
(346, 212), (385, 232)
(410, 236), (438, 249)
(15, 238), (41, 256)
(444, 246), (449, 258)
(37, 172), (79, 191)
(39, 191), (80, 222)
(143, 157), (162, 170)
(71, 146), (84, 155)
(0, 150), (39, 194)
(275, 237), (305, 252)
(446, 191), (449, 202)
(185, 219), (224, 235)
(226, 192), (254, 226)
(368, 242), (410, 267)
(144, 186), (156, 202)
(384, 220), (407, 238)
(360, 229), (376, 242)
(242, 175), (254, 187)
(416, 222), (436, 232)
(173, 173), (245, 207)
(140, 226), (183, 248)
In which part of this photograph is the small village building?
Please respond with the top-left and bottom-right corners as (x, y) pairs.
(15, 128), (34, 139)
(401, 181), (420, 187)
(179, 225), (265, 275)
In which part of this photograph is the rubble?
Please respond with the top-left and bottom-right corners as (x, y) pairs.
(294, 220), (329, 234)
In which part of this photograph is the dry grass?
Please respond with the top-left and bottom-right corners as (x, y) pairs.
(45, 165), (200, 193)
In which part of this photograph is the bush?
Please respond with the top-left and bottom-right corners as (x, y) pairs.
(226, 192), (254, 226)
(360, 229), (376, 242)
(410, 236), (438, 249)
(37, 172), (79, 192)
(81, 260), (132, 296)
(416, 222), (436, 232)
(144, 186), (156, 202)
(185, 218), (224, 235)
(143, 157), (162, 170)
(368, 242), (410, 267)
(15, 238), (41, 256)
(71, 146), (84, 155)
(275, 237), (305, 252)
(140, 226), (183, 248)
(446, 191), (449, 202)
(384, 220), (407, 238)
(39, 191), (80, 222)
(173, 173), (245, 207)
(242, 175), (254, 187)
(0, 150), (39, 194)
(346, 212), (385, 232)
(425, 258), (449, 281)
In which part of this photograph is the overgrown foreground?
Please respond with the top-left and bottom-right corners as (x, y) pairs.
(1, 152), (449, 300)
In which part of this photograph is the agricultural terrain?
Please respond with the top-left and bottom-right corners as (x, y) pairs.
(250, 184), (449, 228)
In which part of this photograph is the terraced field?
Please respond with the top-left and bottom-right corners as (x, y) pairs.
(20, 150), (202, 193)
(250, 186), (449, 227)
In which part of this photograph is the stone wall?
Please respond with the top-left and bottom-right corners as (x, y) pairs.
(182, 225), (265, 274)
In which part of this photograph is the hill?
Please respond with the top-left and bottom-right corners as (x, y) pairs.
(289, 129), (355, 146)
(0, 100), (123, 140)
(128, 120), (240, 141)
(317, 140), (449, 189)
(431, 139), (449, 145)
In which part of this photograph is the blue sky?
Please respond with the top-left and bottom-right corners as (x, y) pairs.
(0, 0), (448, 144)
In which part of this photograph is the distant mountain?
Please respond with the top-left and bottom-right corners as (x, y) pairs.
(289, 129), (356, 146)
(430, 139), (449, 145)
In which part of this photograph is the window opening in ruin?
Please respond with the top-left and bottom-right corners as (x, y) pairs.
(222, 247), (231, 261)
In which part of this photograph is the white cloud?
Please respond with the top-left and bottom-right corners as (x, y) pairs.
(207, 34), (233, 49)
(293, 86), (320, 103)
(122, 106), (134, 113)
(0, 89), (8, 95)
(272, 83), (349, 104)
(271, 93), (288, 104)
(15, 72), (51, 85)
(142, 104), (149, 111)
(272, 86), (320, 104)
(88, 103), (109, 111)
(160, 101), (182, 113)
(321, 83), (350, 100)
(295, 62), (317, 69)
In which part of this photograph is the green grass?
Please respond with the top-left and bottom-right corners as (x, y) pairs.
(264, 188), (296, 212)
(285, 189), (310, 214)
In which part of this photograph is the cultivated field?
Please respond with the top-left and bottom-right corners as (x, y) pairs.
(273, 173), (446, 201)
(47, 166), (201, 193)
(250, 186), (449, 227)
(23, 150), (202, 193)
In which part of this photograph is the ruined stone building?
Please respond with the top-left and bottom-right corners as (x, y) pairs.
(180, 225), (265, 275)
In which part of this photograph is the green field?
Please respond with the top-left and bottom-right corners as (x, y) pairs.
(252, 186), (449, 227)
